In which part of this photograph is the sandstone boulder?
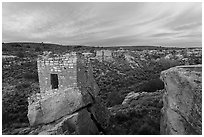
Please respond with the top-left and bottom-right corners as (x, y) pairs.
(27, 87), (93, 126)
(160, 65), (202, 135)
(37, 108), (99, 135)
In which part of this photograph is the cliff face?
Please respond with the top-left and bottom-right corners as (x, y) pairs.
(160, 65), (202, 135)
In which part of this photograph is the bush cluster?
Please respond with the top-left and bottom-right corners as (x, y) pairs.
(16, 51), (25, 58)
(23, 72), (39, 82)
(2, 83), (31, 128)
(142, 78), (164, 92)
(107, 92), (163, 135)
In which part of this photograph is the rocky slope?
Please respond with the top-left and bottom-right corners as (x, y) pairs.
(160, 65), (202, 135)
(108, 90), (163, 135)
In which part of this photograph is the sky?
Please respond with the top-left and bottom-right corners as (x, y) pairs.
(2, 2), (202, 47)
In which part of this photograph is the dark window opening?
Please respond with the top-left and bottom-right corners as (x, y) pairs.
(51, 74), (59, 89)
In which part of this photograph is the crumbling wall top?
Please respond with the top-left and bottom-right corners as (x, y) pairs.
(38, 51), (77, 62)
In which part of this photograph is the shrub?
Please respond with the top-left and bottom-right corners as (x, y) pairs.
(108, 92), (163, 135)
(2, 85), (30, 128)
(107, 91), (124, 107)
(16, 51), (25, 58)
(12, 44), (22, 48)
(2, 47), (8, 51)
(142, 78), (164, 92)
(26, 45), (30, 48)
(23, 72), (38, 82)
(22, 62), (33, 67)
(137, 122), (156, 135)
(157, 58), (180, 71)
(16, 83), (30, 90)
(114, 111), (128, 122)
(43, 46), (50, 50)
(35, 47), (41, 52)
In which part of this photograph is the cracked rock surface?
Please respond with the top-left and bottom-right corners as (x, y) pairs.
(160, 65), (202, 135)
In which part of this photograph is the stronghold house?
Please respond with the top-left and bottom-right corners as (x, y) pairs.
(27, 52), (100, 126)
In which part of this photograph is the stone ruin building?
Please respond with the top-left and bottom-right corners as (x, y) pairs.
(27, 52), (109, 135)
(96, 50), (113, 62)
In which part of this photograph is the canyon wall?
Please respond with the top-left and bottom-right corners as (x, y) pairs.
(160, 65), (202, 135)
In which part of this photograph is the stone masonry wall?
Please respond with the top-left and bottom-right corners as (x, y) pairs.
(37, 53), (77, 95)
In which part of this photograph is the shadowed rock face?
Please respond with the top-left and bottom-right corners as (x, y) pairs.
(160, 65), (202, 135)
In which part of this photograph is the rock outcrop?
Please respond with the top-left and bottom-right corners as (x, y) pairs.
(108, 90), (163, 135)
(160, 65), (202, 135)
(122, 91), (163, 105)
(122, 92), (140, 105)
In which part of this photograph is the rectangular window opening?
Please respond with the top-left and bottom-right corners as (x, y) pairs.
(51, 74), (59, 89)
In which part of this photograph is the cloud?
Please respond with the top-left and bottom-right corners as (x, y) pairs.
(2, 2), (202, 47)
